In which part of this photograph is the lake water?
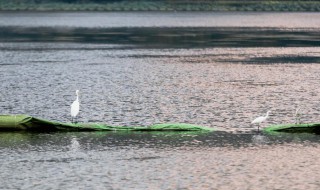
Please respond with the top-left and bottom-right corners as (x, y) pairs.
(0, 12), (320, 189)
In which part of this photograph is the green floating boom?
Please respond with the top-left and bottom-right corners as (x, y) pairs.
(2, 115), (320, 134)
(0, 115), (214, 132)
(264, 123), (320, 134)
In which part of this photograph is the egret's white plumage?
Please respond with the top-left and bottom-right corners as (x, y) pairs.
(251, 110), (271, 131)
(295, 107), (301, 124)
(70, 90), (80, 123)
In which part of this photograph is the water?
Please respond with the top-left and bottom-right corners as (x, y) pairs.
(1, 131), (320, 189)
(0, 12), (319, 28)
(1, 12), (320, 189)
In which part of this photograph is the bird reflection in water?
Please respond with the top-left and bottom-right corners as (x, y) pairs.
(70, 137), (80, 151)
(251, 134), (269, 145)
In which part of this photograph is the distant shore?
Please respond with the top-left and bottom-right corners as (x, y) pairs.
(0, 1), (320, 12)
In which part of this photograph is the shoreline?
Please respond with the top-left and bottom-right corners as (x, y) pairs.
(0, 1), (320, 12)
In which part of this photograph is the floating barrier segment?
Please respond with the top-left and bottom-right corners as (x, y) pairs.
(2, 115), (320, 134)
(264, 123), (320, 134)
(0, 115), (214, 132)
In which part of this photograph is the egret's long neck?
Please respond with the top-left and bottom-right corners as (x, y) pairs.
(76, 93), (79, 101)
(266, 111), (270, 117)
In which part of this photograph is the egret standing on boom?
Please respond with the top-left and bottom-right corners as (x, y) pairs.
(251, 110), (271, 132)
(70, 90), (80, 123)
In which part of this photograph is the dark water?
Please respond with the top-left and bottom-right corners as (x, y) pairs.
(1, 12), (320, 189)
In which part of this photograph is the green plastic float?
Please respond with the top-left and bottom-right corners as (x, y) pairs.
(0, 115), (214, 132)
(264, 123), (320, 134)
(1, 114), (320, 134)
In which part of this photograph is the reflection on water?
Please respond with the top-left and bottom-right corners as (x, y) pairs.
(1, 26), (320, 48)
(1, 12), (319, 48)
(252, 134), (269, 145)
(0, 132), (320, 189)
(69, 137), (80, 152)
(1, 131), (320, 151)
(1, 12), (320, 189)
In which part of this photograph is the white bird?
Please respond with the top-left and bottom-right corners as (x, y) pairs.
(70, 90), (80, 123)
(251, 110), (271, 131)
(294, 107), (301, 124)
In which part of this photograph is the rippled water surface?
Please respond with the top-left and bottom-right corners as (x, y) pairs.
(1, 12), (320, 189)
(0, 12), (319, 28)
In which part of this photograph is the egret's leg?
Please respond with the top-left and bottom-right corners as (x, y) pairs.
(75, 116), (78, 124)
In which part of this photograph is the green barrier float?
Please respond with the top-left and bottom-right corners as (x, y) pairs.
(2, 114), (320, 134)
(264, 123), (320, 134)
(0, 115), (214, 132)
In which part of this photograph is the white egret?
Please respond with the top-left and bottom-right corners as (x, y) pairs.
(295, 107), (301, 124)
(251, 110), (271, 131)
(70, 90), (80, 123)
